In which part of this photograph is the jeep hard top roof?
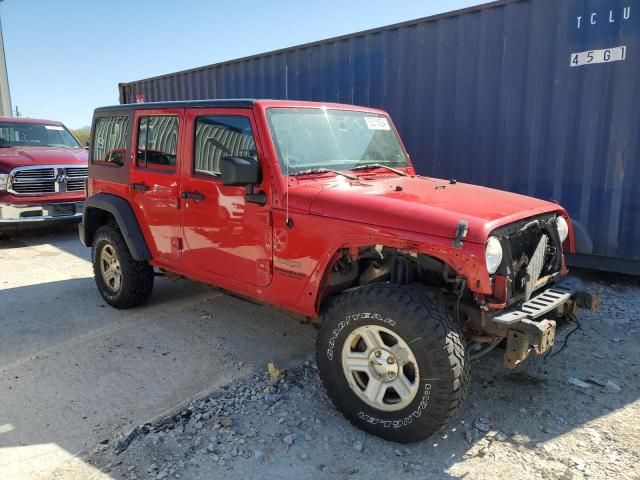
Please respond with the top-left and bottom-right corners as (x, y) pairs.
(94, 99), (387, 114)
(95, 99), (255, 113)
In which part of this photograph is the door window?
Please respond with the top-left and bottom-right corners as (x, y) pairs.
(136, 115), (179, 171)
(92, 116), (129, 166)
(194, 116), (257, 175)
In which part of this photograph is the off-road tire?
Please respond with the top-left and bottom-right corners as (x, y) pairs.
(316, 283), (470, 443)
(92, 224), (154, 309)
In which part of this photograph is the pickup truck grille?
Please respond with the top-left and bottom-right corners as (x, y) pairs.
(9, 166), (88, 195)
(497, 214), (563, 303)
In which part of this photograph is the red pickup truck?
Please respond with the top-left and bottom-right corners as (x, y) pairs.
(0, 117), (88, 227)
(80, 100), (598, 442)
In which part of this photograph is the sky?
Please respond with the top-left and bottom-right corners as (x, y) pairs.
(2, 0), (482, 129)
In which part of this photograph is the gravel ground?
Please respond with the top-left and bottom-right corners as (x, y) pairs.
(82, 274), (640, 480)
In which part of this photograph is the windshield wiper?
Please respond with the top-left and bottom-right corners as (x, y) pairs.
(350, 163), (407, 176)
(290, 168), (357, 180)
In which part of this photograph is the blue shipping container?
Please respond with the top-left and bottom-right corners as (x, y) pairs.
(119, 0), (640, 274)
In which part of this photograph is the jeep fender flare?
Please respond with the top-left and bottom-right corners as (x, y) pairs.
(80, 193), (151, 261)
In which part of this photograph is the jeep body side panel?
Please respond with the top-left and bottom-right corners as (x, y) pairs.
(266, 209), (488, 317)
(158, 203), (485, 318)
(178, 106), (274, 287)
(129, 108), (184, 262)
(81, 192), (151, 261)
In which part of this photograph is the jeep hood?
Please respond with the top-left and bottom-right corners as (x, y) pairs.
(301, 175), (562, 243)
(0, 146), (88, 173)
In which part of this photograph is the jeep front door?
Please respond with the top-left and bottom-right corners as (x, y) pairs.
(129, 110), (183, 261)
(180, 109), (272, 287)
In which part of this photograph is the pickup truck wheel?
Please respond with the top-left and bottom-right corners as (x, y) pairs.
(92, 224), (154, 309)
(316, 283), (470, 443)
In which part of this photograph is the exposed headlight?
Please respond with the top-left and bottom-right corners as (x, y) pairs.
(556, 216), (569, 243)
(0, 173), (8, 192)
(485, 236), (503, 274)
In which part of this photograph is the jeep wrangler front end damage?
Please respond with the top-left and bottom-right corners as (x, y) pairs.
(483, 277), (599, 368)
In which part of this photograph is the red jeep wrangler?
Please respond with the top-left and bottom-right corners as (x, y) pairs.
(80, 100), (597, 442)
(0, 117), (88, 227)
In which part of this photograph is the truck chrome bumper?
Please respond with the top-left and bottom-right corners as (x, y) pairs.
(0, 201), (84, 224)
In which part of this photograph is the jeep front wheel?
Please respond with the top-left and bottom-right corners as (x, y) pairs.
(316, 283), (470, 443)
(92, 224), (154, 309)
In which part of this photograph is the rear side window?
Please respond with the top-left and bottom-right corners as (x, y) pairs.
(194, 116), (256, 175)
(136, 115), (179, 171)
(93, 116), (129, 166)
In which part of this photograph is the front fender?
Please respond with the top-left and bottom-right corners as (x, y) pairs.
(300, 232), (488, 317)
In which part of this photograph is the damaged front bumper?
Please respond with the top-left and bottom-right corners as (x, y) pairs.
(490, 277), (600, 368)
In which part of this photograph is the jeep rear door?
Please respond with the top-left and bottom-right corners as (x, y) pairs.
(129, 109), (183, 261)
(180, 108), (272, 287)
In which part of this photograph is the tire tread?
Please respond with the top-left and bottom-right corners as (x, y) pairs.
(316, 283), (470, 443)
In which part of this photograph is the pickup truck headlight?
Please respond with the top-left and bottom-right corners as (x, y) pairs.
(0, 173), (8, 192)
(556, 216), (569, 243)
(485, 236), (503, 274)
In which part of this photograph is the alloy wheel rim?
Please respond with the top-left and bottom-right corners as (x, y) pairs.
(341, 325), (420, 412)
(100, 244), (122, 292)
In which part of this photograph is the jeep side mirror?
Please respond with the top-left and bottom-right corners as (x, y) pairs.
(221, 156), (260, 186)
(220, 156), (266, 206)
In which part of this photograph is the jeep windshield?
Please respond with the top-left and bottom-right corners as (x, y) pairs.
(0, 122), (80, 148)
(266, 108), (410, 175)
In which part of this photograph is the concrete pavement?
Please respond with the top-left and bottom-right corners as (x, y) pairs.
(0, 225), (315, 479)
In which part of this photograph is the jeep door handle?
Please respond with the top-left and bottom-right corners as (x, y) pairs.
(181, 191), (204, 201)
(131, 182), (148, 192)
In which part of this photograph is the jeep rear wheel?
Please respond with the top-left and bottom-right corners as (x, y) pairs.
(316, 283), (470, 443)
(92, 224), (154, 309)
(99, 243), (122, 292)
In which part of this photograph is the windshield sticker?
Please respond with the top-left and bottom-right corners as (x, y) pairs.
(364, 117), (390, 131)
(45, 125), (65, 131)
(96, 137), (104, 149)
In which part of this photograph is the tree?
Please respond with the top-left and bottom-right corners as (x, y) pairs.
(72, 126), (91, 146)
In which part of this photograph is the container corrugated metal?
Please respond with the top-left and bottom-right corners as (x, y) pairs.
(119, 0), (640, 273)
